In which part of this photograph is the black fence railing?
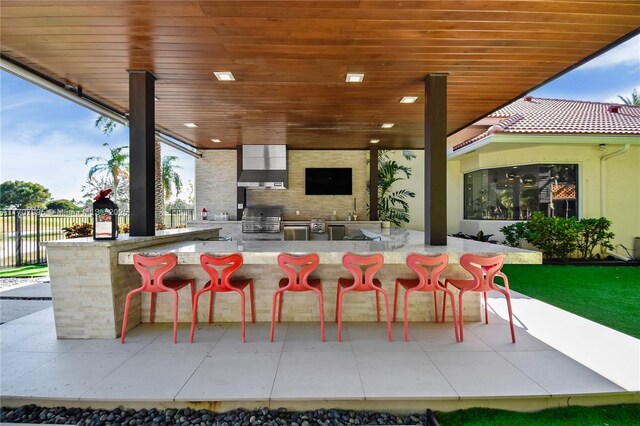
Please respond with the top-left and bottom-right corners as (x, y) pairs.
(170, 209), (194, 228)
(0, 209), (132, 269)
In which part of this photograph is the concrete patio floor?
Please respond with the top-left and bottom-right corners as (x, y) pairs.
(1, 289), (638, 413)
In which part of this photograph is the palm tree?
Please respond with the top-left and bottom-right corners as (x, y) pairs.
(85, 143), (129, 205)
(618, 88), (640, 105)
(162, 155), (183, 200)
(366, 150), (416, 226)
(94, 116), (118, 135)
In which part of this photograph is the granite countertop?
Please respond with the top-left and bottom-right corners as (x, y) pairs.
(118, 228), (541, 265)
(41, 227), (221, 248)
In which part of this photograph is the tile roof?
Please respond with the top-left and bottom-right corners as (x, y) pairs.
(453, 97), (640, 151)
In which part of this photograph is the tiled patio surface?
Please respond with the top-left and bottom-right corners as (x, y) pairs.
(1, 290), (638, 411)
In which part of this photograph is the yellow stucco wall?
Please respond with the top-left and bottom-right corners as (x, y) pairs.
(391, 145), (639, 252)
(449, 144), (639, 252)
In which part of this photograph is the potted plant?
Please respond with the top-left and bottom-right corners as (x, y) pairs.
(366, 150), (416, 227)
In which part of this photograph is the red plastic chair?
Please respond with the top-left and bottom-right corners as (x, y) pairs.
(121, 253), (195, 344)
(190, 253), (255, 343)
(442, 254), (516, 343)
(393, 253), (459, 342)
(271, 253), (324, 342)
(336, 253), (392, 342)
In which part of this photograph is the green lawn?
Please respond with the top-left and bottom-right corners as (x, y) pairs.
(436, 404), (640, 426)
(0, 264), (49, 278)
(500, 264), (640, 339)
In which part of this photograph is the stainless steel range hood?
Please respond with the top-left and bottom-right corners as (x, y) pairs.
(238, 145), (288, 189)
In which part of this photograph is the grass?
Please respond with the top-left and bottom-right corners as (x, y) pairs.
(500, 264), (640, 339)
(0, 264), (49, 278)
(435, 404), (640, 426)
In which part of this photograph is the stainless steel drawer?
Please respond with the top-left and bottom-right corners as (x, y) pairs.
(284, 225), (310, 241)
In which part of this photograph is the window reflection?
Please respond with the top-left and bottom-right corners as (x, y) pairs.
(464, 164), (578, 220)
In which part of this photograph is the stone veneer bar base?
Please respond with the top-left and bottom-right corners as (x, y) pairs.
(44, 228), (220, 339)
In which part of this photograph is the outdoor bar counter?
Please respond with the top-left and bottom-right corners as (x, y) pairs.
(44, 228), (541, 339)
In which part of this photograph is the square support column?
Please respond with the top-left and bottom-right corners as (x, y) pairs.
(369, 147), (379, 221)
(128, 70), (156, 236)
(424, 73), (448, 245)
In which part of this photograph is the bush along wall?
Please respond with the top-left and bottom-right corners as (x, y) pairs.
(500, 213), (615, 260)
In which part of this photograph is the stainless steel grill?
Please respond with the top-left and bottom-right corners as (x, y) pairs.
(242, 206), (282, 233)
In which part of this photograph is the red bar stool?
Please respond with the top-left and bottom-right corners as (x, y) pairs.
(271, 253), (324, 342)
(336, 253), (392, 342)
(442, 254), (516, 343)
(121, 253), (195, 344)
(190, 253), (255, 343)
(393, 253), (459, 342)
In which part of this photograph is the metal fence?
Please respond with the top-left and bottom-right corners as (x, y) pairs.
(0, 209), (130, 269)
(170, 208), (194, 228)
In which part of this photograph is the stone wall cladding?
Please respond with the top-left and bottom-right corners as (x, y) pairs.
(143, 264), (480, 324)
(196, 150), (369, 220)
(196, 150), (238, 219)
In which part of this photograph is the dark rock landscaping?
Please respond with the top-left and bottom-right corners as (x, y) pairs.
(0, 405), (439, 426)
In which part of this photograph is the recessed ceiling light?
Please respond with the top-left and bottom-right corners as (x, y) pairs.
(214, 71), (235, 81)
(184, 122), (198, 128)
(346, 73), (365, 83)
(370, 139), (380, 144)
(381, 123), (394, 129)
(400, 96), (418, 103)
(210, 138), (222, 143)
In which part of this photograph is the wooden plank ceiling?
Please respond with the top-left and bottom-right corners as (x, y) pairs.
(1, 1), (639, 149)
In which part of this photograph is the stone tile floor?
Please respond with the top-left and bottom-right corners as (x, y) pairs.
(0, 290), (637, 404)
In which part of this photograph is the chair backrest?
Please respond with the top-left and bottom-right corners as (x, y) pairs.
(200, 253), (243, 290)
(342, 253), (384, 290)
(459, 254), (505, 292)
(405, 253), (449, 291)
(132, 253), (178, 292)
(277, 253), (320, 291)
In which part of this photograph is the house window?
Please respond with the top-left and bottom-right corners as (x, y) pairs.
(464, 164), (578, 220)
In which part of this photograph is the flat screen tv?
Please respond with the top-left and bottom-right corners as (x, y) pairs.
(305, 168), (352, 195)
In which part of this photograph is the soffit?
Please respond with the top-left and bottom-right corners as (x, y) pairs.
(1, 1), (639, 149)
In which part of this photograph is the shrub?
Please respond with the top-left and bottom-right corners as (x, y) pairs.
(500, 222), (527, 248)
(576, 218), (615, 259)
(524, 212), (579, 259)
(62, 223), (93, 239)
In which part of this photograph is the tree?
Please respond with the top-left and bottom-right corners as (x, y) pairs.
(366, 150), (417, 226)
(85, 142), (129, 205)
(94, 115), (118, 135)
(162, 155), (183, 200)
(618, 88), (640, 106)
(0, 180), (51, 209)
(46, 199), (83, 211)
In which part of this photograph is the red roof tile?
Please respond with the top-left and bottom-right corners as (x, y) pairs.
(453, 98), (640, 151)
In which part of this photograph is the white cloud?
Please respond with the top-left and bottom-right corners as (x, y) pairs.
(603, 84), (640, 104)
(578, 36), (640, 70)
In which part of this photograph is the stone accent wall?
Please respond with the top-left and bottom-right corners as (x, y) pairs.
(144, 264), (480, 325)
(196, 150), (369, 220)
(195, 150), (238, 219)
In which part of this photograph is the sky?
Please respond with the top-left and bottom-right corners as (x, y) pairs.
(1, 35), (638, 202)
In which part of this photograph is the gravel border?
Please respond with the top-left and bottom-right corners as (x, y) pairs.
(1, 405), (439, 426)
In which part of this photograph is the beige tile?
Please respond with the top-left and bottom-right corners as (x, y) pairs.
(427, 351), (548, 397)
(1, 325), (82, 353)
(500, 351), (624, 395)
(83, 353), (206, 401)
(283, 323), (352, 353)
(176, 352), (280, 401)
(141, 323), (228, 356)
(271, 352), (364, 400)
(2, 352), (131, 399)
(464, 323), (552, 351)
(355, 351), (457, 398)
(411, 323), (492, 352)
(211, 323), (286, 353)
(347, 322), (422, 353)
(0, 351), (62, 387)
